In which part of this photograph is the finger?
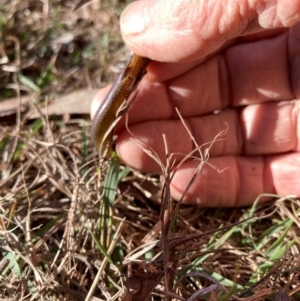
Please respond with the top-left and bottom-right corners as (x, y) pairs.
(123, 29), (297, 125)
(169, 152), (300, 207)
(289, 24), (300, 99)
(148, 28), (287, 82)
(116, 100), (300, 172)
(120, 0), (300, 62)
(90, 85), (112, 120)
(92, 28), (298, 125)
(226, 31), (294, 106)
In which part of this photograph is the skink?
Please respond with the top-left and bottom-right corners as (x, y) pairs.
(91, 54), (151, 156)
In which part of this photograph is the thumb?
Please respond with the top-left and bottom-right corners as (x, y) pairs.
(120, 0), (300, 62)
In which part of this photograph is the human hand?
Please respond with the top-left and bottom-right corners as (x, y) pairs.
(91, 0), (300, 207)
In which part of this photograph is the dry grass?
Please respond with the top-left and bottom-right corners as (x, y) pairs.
(0, 1), (300, 300)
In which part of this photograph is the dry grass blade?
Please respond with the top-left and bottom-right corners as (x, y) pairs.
(85, 218), (125, 301)
(73, 0), (93, 11)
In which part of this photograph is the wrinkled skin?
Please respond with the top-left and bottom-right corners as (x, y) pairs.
(91, 0), (300, 207)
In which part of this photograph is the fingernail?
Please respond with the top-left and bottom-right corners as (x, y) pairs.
(121, 1), (148, 35)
